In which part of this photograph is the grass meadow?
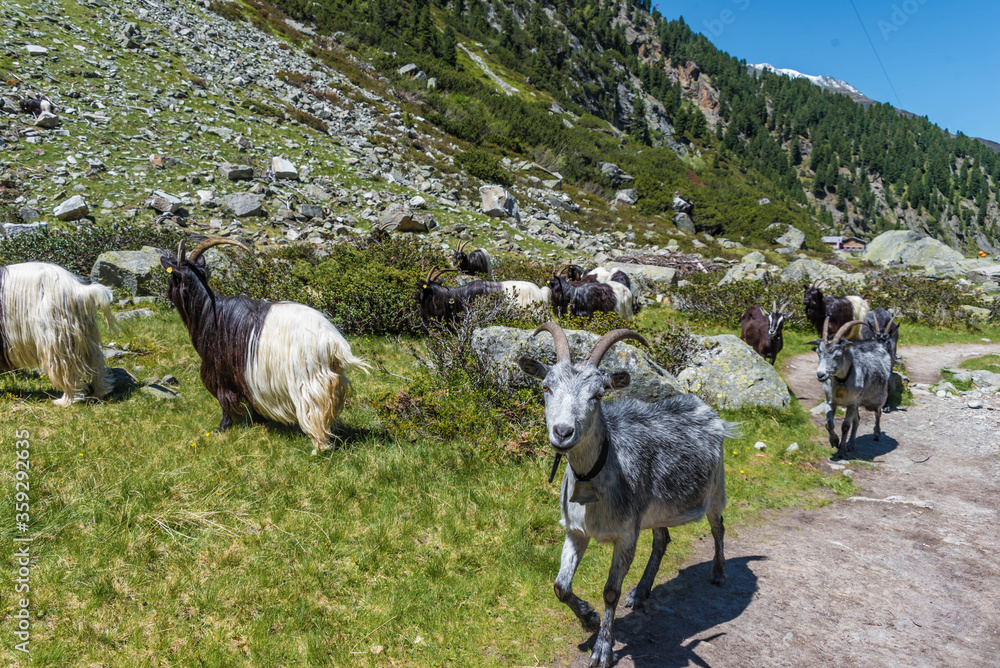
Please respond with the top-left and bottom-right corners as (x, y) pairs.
(2, 303), (945, 667)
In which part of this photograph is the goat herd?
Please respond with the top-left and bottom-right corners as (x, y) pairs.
(1, 242), (902, 668)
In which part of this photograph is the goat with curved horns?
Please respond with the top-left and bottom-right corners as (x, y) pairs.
(518, 322), (734, 668)
(161, 238), (370, 451)
(812, 316), (891, 459)
(0, 262), (114, 405)
(451, 240), (493, 278)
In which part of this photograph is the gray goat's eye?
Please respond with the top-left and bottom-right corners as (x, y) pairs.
(542, 385), (551, 394)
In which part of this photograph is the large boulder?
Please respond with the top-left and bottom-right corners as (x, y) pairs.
(218, 162), (253, 181)
(147, 190), (182, 213)
(271, 156), (298, 180)
(90, 246), (170, 296)
(472, 326), (683, 401)
(676, 335), (790, 409)
(2, 221), (48, 238)
(54, 195), (89, 221)
(480, 185), (520, 222)
(221, 192), (264, 217)
(718, 262), (777, 285)
(865, 230), (963, 267)
(673, 212), (696, 235)
(780, 258), (864, 289)
(614, 188), (638, 206)
(772, 224), (806, 251)
(604, 261), (677, 287)
(379, 207), (436, 233)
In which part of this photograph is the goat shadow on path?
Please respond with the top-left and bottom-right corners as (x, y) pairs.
(577, 555), (763, 668)
(829, 429), (900, 462)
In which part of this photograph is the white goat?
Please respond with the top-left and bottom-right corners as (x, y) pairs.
(0, 262), (114, 405)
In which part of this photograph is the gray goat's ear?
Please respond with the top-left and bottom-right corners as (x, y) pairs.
(517, 357), (549, 380)
(806, 339), (822, 348)
(605, 371), (630, 390)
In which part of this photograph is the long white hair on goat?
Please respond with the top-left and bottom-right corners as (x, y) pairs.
(1, 262), (114, 406)
(244, 302), (371, 446)
(500, 280), (549, 307)
(585, 266), (612, 283)
(845, 295), (870, 339)
(606, 280), (634, 319)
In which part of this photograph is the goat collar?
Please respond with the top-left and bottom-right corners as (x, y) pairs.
(547, 436), (610, 484)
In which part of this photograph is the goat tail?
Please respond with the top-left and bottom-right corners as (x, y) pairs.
(246, 303), (371, 449)
(722, 421), (742, 441)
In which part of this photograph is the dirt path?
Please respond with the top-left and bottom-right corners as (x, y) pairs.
(555, 343), (1000, 667)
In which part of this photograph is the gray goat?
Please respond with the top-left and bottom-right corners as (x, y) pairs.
(518, 322), (734, 668)
(813, 316), (892, 459)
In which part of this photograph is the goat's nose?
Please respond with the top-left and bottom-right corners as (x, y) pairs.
(553, 424), (574, 441)
(816, 372), (828, 382)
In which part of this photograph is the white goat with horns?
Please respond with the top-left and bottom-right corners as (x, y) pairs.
(0, 262), (114, 405)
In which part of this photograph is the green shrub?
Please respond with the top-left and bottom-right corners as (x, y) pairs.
(208, 1), (243, 22)
(558, 311), (634, 336)
(454, 148), (513, 187)
(0, 224), (179, 277)
(647, 321), (700, 375)
(218, 235), (448, 336)
(673, 277), (806, 330)
(861, 271), (990, 328)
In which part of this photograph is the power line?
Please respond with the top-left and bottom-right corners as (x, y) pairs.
(847, 0), (903, 107)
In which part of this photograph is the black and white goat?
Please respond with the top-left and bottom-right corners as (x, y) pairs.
(518, 323), (733, 668)
(161, 238), (370, 451)
(416, 267), (550, 326)
(0, 262), (114, 405)
(812, 316), (892, 459)
(803, 278), (869, 340)
(450, 241), (493, 279)
(739, 300), (789, 365)
(19, 97), (53, 118)
(548, 273), (633, 319)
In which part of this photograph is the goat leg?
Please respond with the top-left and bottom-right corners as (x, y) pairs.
(873, 406), (882, 442)
(708, 511), (726, 585)
(843, 405), (860, 455)
(217, 412), (235, 433)
(825, 406), (840, 452)
(554, 532), (600, 632)
(590, 533), (637, 668)
(625, 527), (669, 611)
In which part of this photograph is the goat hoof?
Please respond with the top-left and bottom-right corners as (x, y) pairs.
(710, 570), (726, 586)
(624, 587), (647, 611)
(589, 639), (613, 668)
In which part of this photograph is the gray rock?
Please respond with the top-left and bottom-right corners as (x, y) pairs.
(673, 212), (696, 235)
(480, 185), (520, 221)
(672, 194), (693, 214)
(303, 184), (332, 201)
(221, 192), (264, 217)
(25, 45), (48, 55)
(105, 367), (140, 398)
(272, 156), (298, 180)
(600, 162), (633, 186)
(780, 258), (864, 288)
(742, 251), (766, 264)
(676, 335), (790, 409)
(865, 229), (964, 268)
(142, 384), (182, 400)
(17, 206), (39, 222)
(219, 162), (253, 180)
(959, 305), (991, 324)
(147, 190), (182, 213)
(614, 188), (638, 206)
(90, 246), (170, 296)
(2, 221), (48, 238)
(299, 204), (324, 219)
(718, 262), (775, 285)
(54, 195), (89, 221)
(785, 442), (799, 453)
(34, 112), (60, 128)
(773, 224), (806, 250)
(604, 261), (677, 287)
(115, 308), (155, 321)
(472, 326), (683, 401)
(398, 63), (419, 76)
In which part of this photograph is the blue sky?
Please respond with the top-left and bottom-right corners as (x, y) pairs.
(652, 1), (1000, 142)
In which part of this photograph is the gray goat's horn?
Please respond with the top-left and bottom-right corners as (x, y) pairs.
(187, 237), (252, 263)
(822, 315), (831, 342)
(532, 321), (572, 364)
(585, 329), (649, 368)
(832, 320), (865, 343)
(872, 315), (882, 335)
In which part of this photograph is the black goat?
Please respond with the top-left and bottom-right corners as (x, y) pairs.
(563, 265), (585, 281)
(860, 307), (900, 367)
(451, 241), (493, 278)
(739, 300), (789, 365)
(548, 275), (628, 318)
(803, 278), (869, 340)
(370, 220), (398, 242)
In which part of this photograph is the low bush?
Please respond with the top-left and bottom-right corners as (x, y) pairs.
(0, 224), (178, 277)
(217, 235), (448, 336)
(861, 271), (992, 328)
(454, 148), (513, 187)
(673, 276), (806, 330)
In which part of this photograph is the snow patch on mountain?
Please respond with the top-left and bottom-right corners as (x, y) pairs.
(749, 63), (864, 97)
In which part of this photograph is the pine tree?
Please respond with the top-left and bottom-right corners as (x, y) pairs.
(790, 137), (802, 166)
(441, 26), (458, 66)
(630, 94), (650, 144)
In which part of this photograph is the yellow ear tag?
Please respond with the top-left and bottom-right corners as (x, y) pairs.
(166, 267), (172, 273)
(423, 284), (427, 288)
